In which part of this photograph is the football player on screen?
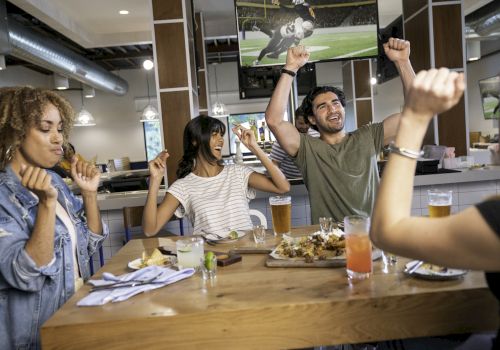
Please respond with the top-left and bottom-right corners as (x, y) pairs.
(253, 0), (316, 66)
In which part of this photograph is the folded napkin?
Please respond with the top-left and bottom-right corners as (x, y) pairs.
(77, 265), (195, 306)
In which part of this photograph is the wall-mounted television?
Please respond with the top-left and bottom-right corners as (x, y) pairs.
(239, 63), (316, 99)
(376, 15), (403, 84)
(479, 75), (500, 120)
(235, 0), (379, 68)
(227, 111), (289, 154)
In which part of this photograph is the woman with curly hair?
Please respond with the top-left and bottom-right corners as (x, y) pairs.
(0, 86), (108, 349)
(142, 115), (290, 236)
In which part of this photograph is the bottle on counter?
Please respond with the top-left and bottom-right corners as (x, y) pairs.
(259, 122), (267, 142)
(250, 119), (258, 141)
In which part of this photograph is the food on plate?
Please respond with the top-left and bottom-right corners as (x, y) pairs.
(139, 248), (170, 268)
(421, 263), (448, 273)
(275, 231), (345, 263)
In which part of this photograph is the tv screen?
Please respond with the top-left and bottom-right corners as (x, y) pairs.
(376, 15), (403, 84)
(479, 75), (500, 120)
(239, 63), (316, 99)
(235, 0), (379, 68)
(227, 111), (289, 154)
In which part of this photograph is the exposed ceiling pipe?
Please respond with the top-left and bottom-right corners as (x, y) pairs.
(7, 15), (128, 95)
(465, 1), (500, 38)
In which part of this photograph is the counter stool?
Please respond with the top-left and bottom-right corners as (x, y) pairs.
(123, 205), (184, 243)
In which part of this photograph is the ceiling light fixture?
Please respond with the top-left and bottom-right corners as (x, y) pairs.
(53, 73), (69, 90)
(466, 41), (481, 61)
(83, 85), (95, 98)
(140, 70), (159, 123)
(143, 59), (154, 70)
(0, 55), (5, 70)
(211, 63), (228, 118)
(74, 86), (96, 126)
(119, 10), (129, 15)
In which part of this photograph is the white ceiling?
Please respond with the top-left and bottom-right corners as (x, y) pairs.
(7, 0), (491, 48)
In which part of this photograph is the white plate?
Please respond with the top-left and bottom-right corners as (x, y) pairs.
(204, 230), (246, 244)
(404, 260), (467, 280)
(127, 255), (176, 270)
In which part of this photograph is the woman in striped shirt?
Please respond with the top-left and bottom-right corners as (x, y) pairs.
(142, 115), (290, 236)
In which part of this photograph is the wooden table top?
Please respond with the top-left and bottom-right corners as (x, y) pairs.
(41, 226), (499, 349)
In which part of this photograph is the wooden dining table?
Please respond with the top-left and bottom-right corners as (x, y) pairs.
(41, 226), (499, 349)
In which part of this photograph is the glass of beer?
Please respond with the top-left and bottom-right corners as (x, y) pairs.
(269, 195), (291, 236)
(428, 189), (452, 217)
(344, 215), (372, 281)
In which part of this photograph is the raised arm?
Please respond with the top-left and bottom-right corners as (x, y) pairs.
(233, 125), (290, 194)
(371, 69), (500, 271)
(382, 38), (416, 145)
(265, 46), (309, 157)
(142, 151), (180, 236)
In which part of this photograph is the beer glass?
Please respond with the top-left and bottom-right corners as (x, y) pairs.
(344, 215), (372, 280)
(269, 195), (291, 236)
(427, 189), (452, 217)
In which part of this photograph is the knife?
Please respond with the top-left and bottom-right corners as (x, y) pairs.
(90, 280), (166, 293)
(405, 260), (424, 275)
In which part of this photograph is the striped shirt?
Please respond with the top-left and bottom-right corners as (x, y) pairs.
(167, 164), (255, 234)
(270, 128), (320, 179)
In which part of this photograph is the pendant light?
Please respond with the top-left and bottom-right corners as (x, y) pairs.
(74, 87), (96, 126)
(140, 70), (159, 122)
(211, 63), (228, 117)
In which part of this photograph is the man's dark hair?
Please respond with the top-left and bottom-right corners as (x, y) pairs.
(301, 86), (346, 119)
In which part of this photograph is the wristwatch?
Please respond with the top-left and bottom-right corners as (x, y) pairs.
(281, 68), (296, 77)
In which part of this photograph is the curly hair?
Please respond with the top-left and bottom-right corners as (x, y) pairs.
(176, 115), (226, 179)
(0, 86), (75, 170)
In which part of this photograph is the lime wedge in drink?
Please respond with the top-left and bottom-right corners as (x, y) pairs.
(205, 251), (215, 270)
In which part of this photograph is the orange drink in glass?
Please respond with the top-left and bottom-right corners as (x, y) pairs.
(344, 215), (372, 280)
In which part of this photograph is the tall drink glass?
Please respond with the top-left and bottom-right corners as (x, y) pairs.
(269, 195), (291, 236)
(344, 215), (372, 281)
(176, 237), (204, 270)
(428, 189), (452, 217)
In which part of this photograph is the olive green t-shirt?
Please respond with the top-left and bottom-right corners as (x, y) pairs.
(294, 123), (384, 223)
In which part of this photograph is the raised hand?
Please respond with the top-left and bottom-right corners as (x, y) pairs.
(20, 165), (57, 202)
(404, 68), (465, 123)
(70, 157), (100, 194)
(284, 45), (310, 73)
(232, 125), (258, 151)
(383, 37), (410, 63)
(148, 150), (169, 180)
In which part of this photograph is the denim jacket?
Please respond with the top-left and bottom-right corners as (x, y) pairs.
(0, 166), (108, 350)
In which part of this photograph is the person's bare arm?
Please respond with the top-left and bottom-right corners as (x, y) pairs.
(265, 46), (309, 157)
(233, 125), (290, 194)
(142, 151), (180, 236)
(382, 38), (416, 145)
(371, 69), (500, 271)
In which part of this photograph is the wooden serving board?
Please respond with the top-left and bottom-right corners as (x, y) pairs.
(265, 249), (383, 268)
(230, 246), (274, 254)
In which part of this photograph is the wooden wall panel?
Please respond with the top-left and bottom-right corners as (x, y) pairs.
(197, 71), (208, 110)
(155, 23), (188, 89)
(438, 96), (467, 156)
(433, 5), (463, 68)
(160, 91), (191, 184)
(353, 60), (371, 98)
(195, 13), (205, 70)
(152, 0), (183, 20)
(404, 9), (431, 73)
(356, 100), (373, 128)
(403, 0), (427, 19)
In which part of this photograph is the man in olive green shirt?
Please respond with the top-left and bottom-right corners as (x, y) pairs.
(265, 38), (416, 223)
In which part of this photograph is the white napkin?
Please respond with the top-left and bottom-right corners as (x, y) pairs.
(77, 265), (195, 306)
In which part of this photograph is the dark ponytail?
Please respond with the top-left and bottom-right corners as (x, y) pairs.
(176, 115), (226, 178)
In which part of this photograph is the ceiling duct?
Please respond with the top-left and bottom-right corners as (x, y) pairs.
(465, 1), (500, 38)
(7, 15), (128, 95)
